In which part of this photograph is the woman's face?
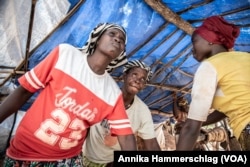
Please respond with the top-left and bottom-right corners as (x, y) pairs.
(191, 33), (212, 62)
(123, 67), (148, 95)
(96, 28), (126, 59)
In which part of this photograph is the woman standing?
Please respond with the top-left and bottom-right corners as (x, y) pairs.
(0, 23), (136, 166)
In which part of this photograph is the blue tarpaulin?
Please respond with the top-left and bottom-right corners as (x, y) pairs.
(0, 0), (250, 123)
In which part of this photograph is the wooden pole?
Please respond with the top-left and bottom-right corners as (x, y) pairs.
(144, 0), (195, 35)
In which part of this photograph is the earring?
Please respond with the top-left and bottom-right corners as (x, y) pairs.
(209, 43), (213, 45)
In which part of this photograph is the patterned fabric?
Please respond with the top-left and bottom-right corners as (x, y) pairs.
(238, 124), (250, 151)
(82, 156), (112, 167)
(80, 23), (128, 73)
(4, 155), (83, 167)
(123, 60), (152, 82)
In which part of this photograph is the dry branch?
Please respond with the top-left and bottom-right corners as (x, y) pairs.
(144, 0), (195, 35)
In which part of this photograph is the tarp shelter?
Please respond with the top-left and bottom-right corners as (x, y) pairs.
(0, 0), (250, 153)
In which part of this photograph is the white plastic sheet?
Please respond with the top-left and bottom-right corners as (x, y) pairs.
(0, 0), (70, 85)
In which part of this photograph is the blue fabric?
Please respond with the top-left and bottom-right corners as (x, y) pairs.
(21, 0), (250, 123)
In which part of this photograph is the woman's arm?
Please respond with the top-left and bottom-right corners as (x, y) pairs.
(0, 86), (34, 123)
(117, 134), (137, 150)
(202, 110), (227, 126)
(176, 118), (203, 150)
(143, 138), (161, 150)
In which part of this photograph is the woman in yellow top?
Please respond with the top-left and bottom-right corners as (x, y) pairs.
(176, 15), (250, 151)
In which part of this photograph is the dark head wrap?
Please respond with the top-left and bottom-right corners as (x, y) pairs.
(81, 23), (127, 72)
(194, 16), (240, 49)
(123, 60), (152, 82)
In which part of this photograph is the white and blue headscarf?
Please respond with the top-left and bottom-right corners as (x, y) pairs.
(123, 60), (153, 82)
(80, 23), (127, 73)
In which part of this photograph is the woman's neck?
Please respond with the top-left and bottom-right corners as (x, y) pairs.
(122, 91), (135, 109)
(211, 45), (228, 56)
(124, 98), (134, 109)
(87, 54), (108, 75)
